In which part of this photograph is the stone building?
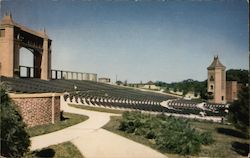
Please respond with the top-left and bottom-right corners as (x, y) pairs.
(226, 81), (243, 103)
(98, 77), (111, 83)
(207, 56), (226, 104)
(207, 56), (245, 104)
(129, 81), (160, 90)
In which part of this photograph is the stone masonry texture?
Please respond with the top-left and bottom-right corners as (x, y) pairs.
(12, 96), (60, 127)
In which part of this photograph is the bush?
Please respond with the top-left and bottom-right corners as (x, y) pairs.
(155, 119), (202, 155)
(228, 86), (249, 134)
(146, 130), (156, 139)
(118, 111), (145, 133)
(0, 88), (30, 157)
(118, 111), (213, 155)
(199, 131), (214, 145)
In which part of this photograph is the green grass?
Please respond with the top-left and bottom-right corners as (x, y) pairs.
(23, 141), (83, 158)
(103, 116), (250, 157)
(191, 121), (249, 157)
(69, 104), (125, 114)
(26, 112), (88, 137)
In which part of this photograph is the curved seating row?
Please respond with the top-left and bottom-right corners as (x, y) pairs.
(167, 99), (228, 116)
(1, 76), (228, 117)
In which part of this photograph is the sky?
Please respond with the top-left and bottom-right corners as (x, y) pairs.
(1, 0), (248, 83)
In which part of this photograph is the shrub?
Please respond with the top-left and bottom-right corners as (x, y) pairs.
(118, 111), (214, 155)
(0, 88), (30, 157)
(155, 125), (202, 155)
(199, 131), (214, 145)
(146, 130), (156, 139)
(228, 86), (249, 134)
(118, 111), (145, 133)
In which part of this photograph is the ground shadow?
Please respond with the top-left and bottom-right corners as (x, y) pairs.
(60, 111), (69, 121)
(216, 127), (248, 139)
(61, 116), (69, 121)
(33, 148), (55, 157)
(231, 141), (249, 156)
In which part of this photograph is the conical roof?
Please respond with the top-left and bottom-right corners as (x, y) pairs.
(207, 56), (226, 70)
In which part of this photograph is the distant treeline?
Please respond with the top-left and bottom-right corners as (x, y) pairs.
(226, 69), (248, 85)
(156, 79), (207, 99)
(156, 69), (248, 99)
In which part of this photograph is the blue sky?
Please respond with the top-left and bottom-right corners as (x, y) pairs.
(1, 0), (248, 83)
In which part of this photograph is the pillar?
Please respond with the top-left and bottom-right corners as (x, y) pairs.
(0, 25), (14, 77)
(33, 51), (42, 78)
(13, 42), (20, 77)
(41, 37), (51, 80)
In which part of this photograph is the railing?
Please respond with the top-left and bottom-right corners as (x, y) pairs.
(51, 69), (97, 81)
(19, 66), (41, 78)
(18, 66), (97, 81)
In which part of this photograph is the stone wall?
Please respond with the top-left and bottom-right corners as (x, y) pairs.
(226, 81), (238, 103)
(54, 96), (61, 123)
(9, 93), (61, 127)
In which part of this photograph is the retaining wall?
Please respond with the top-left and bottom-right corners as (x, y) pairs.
(9, 93), (62, 127)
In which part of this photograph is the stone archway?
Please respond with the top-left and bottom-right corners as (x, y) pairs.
(0, 13), (52, 80)
(19, 47), (43, 78)
(19, 47), (33, 77)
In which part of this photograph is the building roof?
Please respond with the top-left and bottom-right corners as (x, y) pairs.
(99, 77), (110, 80)
(207, 56), (226, 70)
(146, 81), (155, 85)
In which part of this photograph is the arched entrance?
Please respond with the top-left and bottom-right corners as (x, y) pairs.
(19, 48), (34, 77)
(0, 14), (52, 80)
(19, 47), (43, 78)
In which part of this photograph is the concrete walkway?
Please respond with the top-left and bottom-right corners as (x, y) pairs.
(30, 104), (167, 158)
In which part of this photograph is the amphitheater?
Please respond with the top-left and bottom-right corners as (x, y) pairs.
(0, 13), (230, 157)
(0, 13), (229, 126)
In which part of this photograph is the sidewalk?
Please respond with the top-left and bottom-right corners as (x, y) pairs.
(30, 104), (167, 158)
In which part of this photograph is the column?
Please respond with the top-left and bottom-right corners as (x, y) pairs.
(41, 37), (49, 80)
(0, 26), (14, 77)
(13, 42), (20, 77)
(33, 51), (42, 78)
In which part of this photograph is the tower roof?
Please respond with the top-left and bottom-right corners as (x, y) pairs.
(0, 12), (15, 25)
(207, 56), (226, 70)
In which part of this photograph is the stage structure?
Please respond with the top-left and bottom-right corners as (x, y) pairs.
(0, 13), (52, 80)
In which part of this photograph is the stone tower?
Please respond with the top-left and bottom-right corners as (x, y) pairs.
(207, 56), (226, 104)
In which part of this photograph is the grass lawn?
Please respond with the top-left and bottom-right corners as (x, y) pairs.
(69, 104), (125, 114)
(23, 141), (83, 158)
(26, 112), (88, 137)
(103, 116), (250, 158)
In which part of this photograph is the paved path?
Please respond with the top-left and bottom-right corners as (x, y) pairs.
(30, 104), (167, 158)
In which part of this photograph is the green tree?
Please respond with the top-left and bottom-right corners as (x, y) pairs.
(226, 69), (248, 84)
(116, 80), (123, 85)
(166, 79), (207, 99)
(0, 87), (30, 157)
(228, 86), (249, 133)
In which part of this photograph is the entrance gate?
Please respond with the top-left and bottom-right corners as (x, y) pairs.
(0, 13), (52, 80)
